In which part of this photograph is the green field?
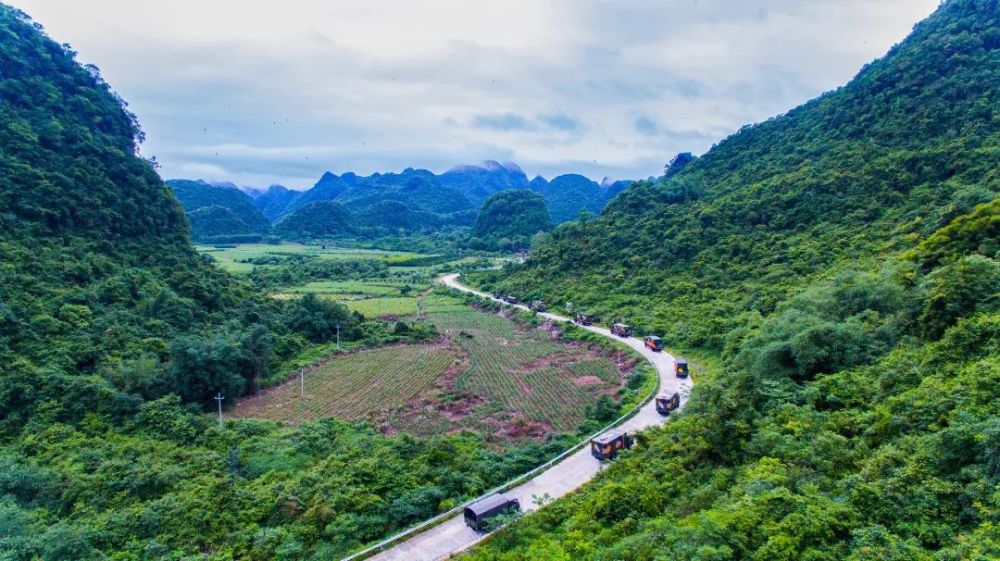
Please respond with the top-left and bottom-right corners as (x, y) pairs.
(282, 280), (410, 297)
(344, 297), (421, 317)
(197, 243), (432, 273)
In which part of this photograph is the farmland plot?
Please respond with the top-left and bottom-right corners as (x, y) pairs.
(386, 306), (629, 436)
(345, 297), (421, 317)
(232, 344), (456, 423)
(234, 279), (630, 442)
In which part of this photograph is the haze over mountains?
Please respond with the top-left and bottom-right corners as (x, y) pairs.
(167, 160), (634, 243)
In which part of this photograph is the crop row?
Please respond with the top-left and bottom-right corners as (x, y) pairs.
(232, 345), (453, 423)
(429, 308), (618, 431)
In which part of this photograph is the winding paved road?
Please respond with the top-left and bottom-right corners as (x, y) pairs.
(363, 274), (694, 561)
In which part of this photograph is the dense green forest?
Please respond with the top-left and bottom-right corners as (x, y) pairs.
(167, 179), (271, 242)
(537, 174), (606, 224)
(468, 190), (553, 251)
(465, 1), (1000, 559)
(273, 200), (355, 239)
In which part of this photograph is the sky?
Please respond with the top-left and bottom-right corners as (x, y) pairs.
(14, 0), (940, 190)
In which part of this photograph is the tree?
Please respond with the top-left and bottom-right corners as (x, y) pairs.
(169, 334), (247, 406)
(285, 293), (354, 343)
(663, 152), (696, 178)
(238, 324), (273, 395)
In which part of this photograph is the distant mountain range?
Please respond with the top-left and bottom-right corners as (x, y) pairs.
(167, 161), (633, 243)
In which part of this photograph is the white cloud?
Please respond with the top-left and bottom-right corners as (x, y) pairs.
(13, 0), (940, 188)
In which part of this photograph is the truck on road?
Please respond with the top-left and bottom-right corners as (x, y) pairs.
(464, 493), (521, 531)
(590, 429), (633, 460)
(675, 357), (689, 378)
(655, 392), (681, 415)
(574, 312), (594, 326)
(610, 323), (632, 337)
(644, 335), (663, 352)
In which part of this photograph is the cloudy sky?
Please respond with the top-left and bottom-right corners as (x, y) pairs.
(15, 0), (939, 189)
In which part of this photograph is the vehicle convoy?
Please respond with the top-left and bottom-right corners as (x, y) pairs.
(574, 312), (594, 326)
(530, 300), (546, 312)
(644, 335), (663, 352)
(464, 493), (521, 531)
(675, 357), (689, 378)
(502, 295), (519, 305)
(655, 392), (681, 415)
(610, 323), (632, 337)
(590, 429), (633, 460)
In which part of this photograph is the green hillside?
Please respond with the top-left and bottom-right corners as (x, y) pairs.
(469, 189), (553, 251)
(538, 174), (605, 223)
(252, 184), (298, 220)
(464, 1), (1000, 559)
(166, 179), (271, 241)
(477, 0), (999, 349)
(273, 200), (354, 239)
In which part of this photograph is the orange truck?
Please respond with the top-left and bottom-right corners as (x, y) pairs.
(644, 335), (663, 352)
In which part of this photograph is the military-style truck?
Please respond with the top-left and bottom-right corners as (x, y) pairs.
(464, 493), (521, 531)
(530, 300), (546, 312)
(655, 392), (681, 415)
(675, 357), (689, 378)
(502, 295), (519, 305)
(610, 323), (632, 337)
(644, 335), (663, 352)
(574, 312), (594, 326)
(590, 429), (633, 460)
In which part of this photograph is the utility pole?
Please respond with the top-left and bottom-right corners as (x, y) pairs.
(214, 393), (225, 428)
(336, 324), (341, 350)
(300, 369), (305, 397)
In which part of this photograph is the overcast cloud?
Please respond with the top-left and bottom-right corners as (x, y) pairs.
(13, 0), (939, 189)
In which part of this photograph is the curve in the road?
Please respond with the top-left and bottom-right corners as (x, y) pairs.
(346, 274), (694, 561)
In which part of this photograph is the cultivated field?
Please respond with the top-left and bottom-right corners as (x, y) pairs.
(232, 344), (456, 423)
(196, 243), (431, 273)
(234, 297), (631, 440)
(344, 297), (421, 317)
(409, 308), (624, 435)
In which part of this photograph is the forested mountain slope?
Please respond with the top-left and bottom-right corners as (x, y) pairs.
(468, 190), (553, 251)
(0, 0), (374, 428)
(0, 7), (239, 385)
(464, 1), (1000, 559)
(480, 0), (999, 349)
(166, 179), (271, 241)
(537, 174), (606, 223)
(439, 160), (531, 205)
(251, 184), (298, 220)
